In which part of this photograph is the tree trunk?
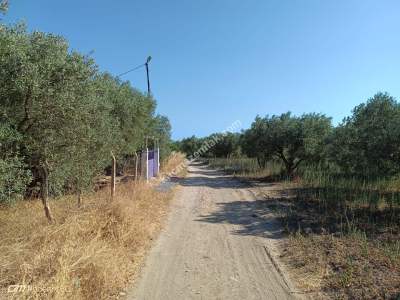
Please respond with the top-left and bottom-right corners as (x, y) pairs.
(257, 157), (262, 168)
(41, 166), (53, 222)
(286, 158), (303, 177)
(134, 152), (139, 181)
(285, 160), (295, 177)
(257, 156), (267, 169)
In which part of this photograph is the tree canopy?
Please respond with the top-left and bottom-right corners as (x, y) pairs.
(176, 92), (400, 179)
(0, 24), (172, 202)
(0, 0), (7, 13)
(328, 92), (400, 177)
(242, 112), (332, 175)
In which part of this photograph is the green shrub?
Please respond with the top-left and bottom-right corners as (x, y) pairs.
(0, 156), (31, 203)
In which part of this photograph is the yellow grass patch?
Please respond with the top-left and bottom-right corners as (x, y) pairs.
(0, 154), (186, 299)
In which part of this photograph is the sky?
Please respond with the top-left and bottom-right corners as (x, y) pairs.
(3, 0), (400, 139)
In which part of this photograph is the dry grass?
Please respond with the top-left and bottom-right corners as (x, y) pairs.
(0, 154), (186, 300)
(281, 233), (400, 299)
(161, 152), (187, 176)
(206, 157), (283, 180)
(266, 186), (400, 299)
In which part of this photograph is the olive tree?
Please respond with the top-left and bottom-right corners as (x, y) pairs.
(328, 92), (400, 177)
(206, 132), (241, 158)
(150, 115), (172, 160)
(243, 112), (332, 175)
(179, 136), (202, 157)
(0, 23), (174, 218)
(0, 25), (118, 218)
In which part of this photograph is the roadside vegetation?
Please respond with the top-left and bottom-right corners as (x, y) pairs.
(0, 23), (173, 216)
(0, 153), (185, 299)
(177, 92), (400, 299)
(0, 6), (185, 299)
(207, 157), (283, 180)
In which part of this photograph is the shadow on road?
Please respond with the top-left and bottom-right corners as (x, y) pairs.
(176, 175), (251, 189)
(196, 200), (285, 240)
(170, 164), (251, 189)
(166, 162), (287, 240)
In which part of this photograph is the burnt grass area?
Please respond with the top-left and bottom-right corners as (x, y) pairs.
(261, 186), (400, 300)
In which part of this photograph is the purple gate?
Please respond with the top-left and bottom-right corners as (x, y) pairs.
(140, 148), (160, 180)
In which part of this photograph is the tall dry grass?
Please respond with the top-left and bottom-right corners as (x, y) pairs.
(0, 154), (186, 299)
(161, 152), (187, 176)
(206, 157), (283, 179)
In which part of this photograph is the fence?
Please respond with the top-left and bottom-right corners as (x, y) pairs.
(110, 147), (160, 199)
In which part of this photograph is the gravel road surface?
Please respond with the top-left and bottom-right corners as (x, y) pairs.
(128, 162), (302, 300)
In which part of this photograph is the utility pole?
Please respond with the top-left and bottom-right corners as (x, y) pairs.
(115, 56), (153, 182)
(145, 56), (152, 96)
(117, 55), (153, 96)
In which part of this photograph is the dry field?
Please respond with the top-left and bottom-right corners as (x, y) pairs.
(0, 154), (186, 300)
(255, 183), (400, 300)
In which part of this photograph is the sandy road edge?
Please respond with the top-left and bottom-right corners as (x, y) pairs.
(119, 183), (185, 299)
(244, 186), (307, 298)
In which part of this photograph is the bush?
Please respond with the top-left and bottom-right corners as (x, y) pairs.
(328, 92), (400, 177)
(0, 156), (31, 203)
(0, 123), (31, 203)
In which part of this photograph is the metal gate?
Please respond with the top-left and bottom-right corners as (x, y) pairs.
(140, 148), (160, 180)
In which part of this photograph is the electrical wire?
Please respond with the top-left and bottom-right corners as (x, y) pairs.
(117, 63), (145, 77)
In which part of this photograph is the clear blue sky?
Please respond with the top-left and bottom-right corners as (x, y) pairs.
(3, 1), (400, 139)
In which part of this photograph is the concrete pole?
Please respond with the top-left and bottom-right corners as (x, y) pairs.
(111, 152), (116, 200)
(146, 148), (149, 182)
(156, 138), (160, 176)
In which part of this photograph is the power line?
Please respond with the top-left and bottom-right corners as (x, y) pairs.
(117, 63), (145, 78)
(116, 56), (152, 96)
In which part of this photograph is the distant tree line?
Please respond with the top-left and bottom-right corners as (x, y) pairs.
(176, 92), (400, 178)
(0, 24), (172, 204)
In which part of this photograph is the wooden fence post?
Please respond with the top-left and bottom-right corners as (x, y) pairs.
(77, 189), (82, 207)
(41, 162), (53, 222)
(111, 152), (116, 200)
(134, 152), (139, 182)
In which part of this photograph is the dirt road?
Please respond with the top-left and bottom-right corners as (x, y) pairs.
(128, 162), (301, 300)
